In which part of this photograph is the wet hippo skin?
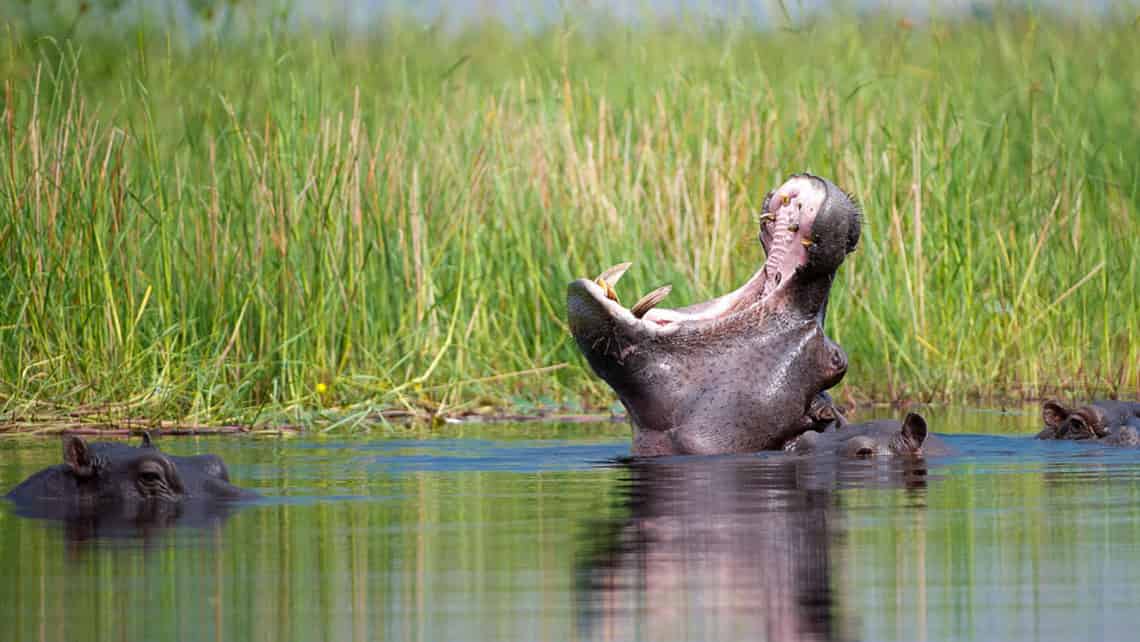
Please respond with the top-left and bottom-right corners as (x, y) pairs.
(1037, 399), (1140, 445)
(783, 412), (953, 458)
(5, 432), (257, 532)
(568, 174), (861, 456)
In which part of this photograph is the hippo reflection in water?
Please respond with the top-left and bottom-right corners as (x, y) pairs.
(5, 433), (256, 537)
(1037, 399), (1140, 446)
(576, 452), (933, 640)
(568, 174), (860, 455)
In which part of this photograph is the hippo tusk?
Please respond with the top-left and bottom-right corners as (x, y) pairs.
(630, 285), (672, 318)
(595, 279), (619, 302)
(595, 262), (632, 286)
(594, 262), (632, 302)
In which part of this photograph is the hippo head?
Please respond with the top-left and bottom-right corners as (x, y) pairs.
(784, 412), (935, 458)
(5, 433), (253, 508)
(63, 434), (187, 502)
(837, 413), (930, 458)
(567, 174), (861, 456)
(1040, 400), (1109, 440)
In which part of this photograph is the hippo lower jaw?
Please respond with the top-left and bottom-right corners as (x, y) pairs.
(568, 174), (861, 456)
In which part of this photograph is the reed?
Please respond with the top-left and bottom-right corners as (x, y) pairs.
(1, 8), (1137, 429)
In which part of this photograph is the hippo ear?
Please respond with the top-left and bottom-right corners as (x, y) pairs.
(140, 431), (155, 449)
(1042, 400), (1070, 428)
(63, 435), (95, 478)
(901, 413), (928, 449)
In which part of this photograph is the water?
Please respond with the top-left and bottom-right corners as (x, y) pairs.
(2, 408), (1140, 641)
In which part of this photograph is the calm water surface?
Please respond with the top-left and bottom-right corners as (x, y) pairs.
(2, 407), (1139, 641)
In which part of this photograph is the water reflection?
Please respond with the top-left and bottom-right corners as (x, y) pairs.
(576, 454), (934, 641)
(3, 423), (1140, 641)
(9, 499), (243, 550)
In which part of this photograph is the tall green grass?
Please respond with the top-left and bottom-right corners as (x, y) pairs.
(1, 9), (1137, 428)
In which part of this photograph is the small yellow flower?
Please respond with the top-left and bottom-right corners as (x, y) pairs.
(316, 382), (328, 394)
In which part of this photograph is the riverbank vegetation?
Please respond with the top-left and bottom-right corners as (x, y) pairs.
(1, 4), (1137, 430)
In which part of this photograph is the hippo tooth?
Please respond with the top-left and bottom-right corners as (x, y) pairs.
(758, 212), (776, 222)
(630, 285), (672, 319)
(594, 277), (620, 302)
(593, 262), (632, 302)
(595, 262), (633, 286)
(801, 237), (814, 247)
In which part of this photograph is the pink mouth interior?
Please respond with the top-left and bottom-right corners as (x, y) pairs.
(638, 179), (822, 327)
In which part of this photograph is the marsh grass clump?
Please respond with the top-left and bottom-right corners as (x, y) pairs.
(0, 7), (1137, 430)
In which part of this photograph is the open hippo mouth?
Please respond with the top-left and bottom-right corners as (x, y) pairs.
(567, 174), (861, 456)
(570, 174), (860, 337)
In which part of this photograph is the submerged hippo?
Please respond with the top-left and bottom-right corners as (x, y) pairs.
(5, 433), (256, 512)
(783, 412), (952, 458)
(1037, 399), (1140, 445)
(567, 174), (861, 456)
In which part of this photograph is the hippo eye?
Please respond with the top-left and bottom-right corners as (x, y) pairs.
(855, 447), (874, 458)
(139, 470), (162, 484)
(1069, 420), (1091, 438)
(136, 461), (167, 486)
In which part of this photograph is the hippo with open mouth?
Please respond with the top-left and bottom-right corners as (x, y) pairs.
(567, 174), (861, 456)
